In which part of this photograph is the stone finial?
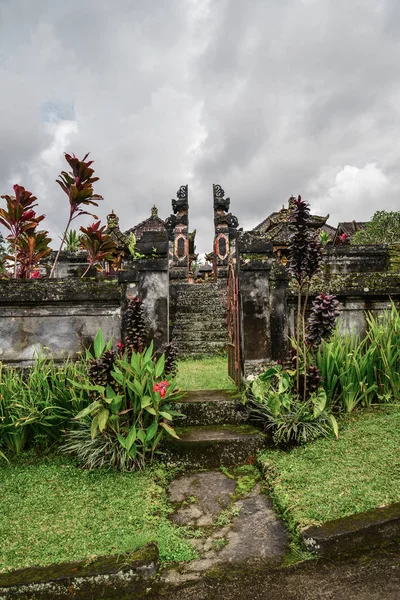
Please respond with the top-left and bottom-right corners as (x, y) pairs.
(106, 210), (120, 231)
(151, 205), (158, 218)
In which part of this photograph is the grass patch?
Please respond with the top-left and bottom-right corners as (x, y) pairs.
(176, 355), (236, 391)
(259, 406), (400, 534)
(0, 456), (197, 573)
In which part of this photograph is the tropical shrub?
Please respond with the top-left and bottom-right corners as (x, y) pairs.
(246, 365), (338, 445)
(64, 229), (82, 252)
(0, 356), (88, 456)
(163, 341), (179, 377)
(288, 196), (328, 398)
(351, 210), (400, 245)
(63, 330), (183, 471)
(244, 197), (339, 446)
(317, 302), (400, 411)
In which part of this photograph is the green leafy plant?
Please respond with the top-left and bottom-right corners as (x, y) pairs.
(0, 231), (6, 275)
(318, 230), (331, 246)
(0, 356), (88, 457)
(63, 330), (183, 470)
(50, 153), (103, 277)
(246, 365), (338, 445)
(351, 210), (400, 245)
(64, 229), (82, 252)
(127, 232), (145, 260)
(79, 221), (117, 277)
(318, 302), (400, 411)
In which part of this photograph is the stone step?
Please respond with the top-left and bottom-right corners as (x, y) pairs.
(173, 315), (226, 322)
(174, 282), (227, 293)
(174, 292), (227, 303)
(174, 340), (227, 355)
(173, 390), (246, 426)
(172, 330), (227, 343)
(173, 302), (226, 312)
(174, 295), (227, 304)
(173, 319), (227, 334)
(161, 424), (266, 469)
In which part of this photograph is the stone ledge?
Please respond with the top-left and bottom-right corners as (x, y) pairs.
(0, 279), (121, 304)
(301, 502), (400, 557)
(0, 543), (158, 600)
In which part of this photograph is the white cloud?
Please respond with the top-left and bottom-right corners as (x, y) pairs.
(310, 163), (397, 225)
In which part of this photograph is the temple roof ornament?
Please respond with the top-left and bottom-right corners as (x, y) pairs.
(253, 198), (330, 245)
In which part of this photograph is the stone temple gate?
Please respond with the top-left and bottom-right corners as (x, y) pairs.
(162, 183), (240, 282)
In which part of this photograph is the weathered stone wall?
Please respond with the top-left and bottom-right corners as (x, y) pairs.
(49, 251), (93, 278)
(0, 258), (170, 365)
(238, 236), (400, 376)
(0, 279), (122, 365)
(286, 245), (400, 340)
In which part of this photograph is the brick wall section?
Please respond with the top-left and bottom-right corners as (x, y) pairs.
(170, 281), (227, 356)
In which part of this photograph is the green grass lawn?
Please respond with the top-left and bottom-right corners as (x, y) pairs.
(0, 457), (196, 573)
(176, 355), (236, 391)
(259, 406), (400, 534)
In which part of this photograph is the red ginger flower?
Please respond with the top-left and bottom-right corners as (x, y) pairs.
(153, 380), (170, 398)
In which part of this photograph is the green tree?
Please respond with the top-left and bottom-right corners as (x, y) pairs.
(351, 211), (400, 245)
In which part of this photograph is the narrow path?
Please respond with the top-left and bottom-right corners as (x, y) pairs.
(162, 470), (288, 586)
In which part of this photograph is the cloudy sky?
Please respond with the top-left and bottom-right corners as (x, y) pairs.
(1, 0), (400, 253)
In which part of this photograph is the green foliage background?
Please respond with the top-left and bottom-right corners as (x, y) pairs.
(351, 210), (400, 244)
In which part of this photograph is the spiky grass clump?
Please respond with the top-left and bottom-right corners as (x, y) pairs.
(62, 422), (145, 471)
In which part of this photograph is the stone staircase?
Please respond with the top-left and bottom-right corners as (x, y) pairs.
(162, 390), (266, 468)
(170, 282), (227, 356)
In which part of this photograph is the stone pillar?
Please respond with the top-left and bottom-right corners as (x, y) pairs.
(213, 184), (239, 279)
(237, 232), (289, 375)
(166, 185), (189, 280)
(119, 258), (169, 351)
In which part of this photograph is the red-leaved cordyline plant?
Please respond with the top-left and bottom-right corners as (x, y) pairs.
(0, 185), (48, 278)
(14, 230), (52, 279)
(50, 153), (103, 278)
(79, 221), (116, 277)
